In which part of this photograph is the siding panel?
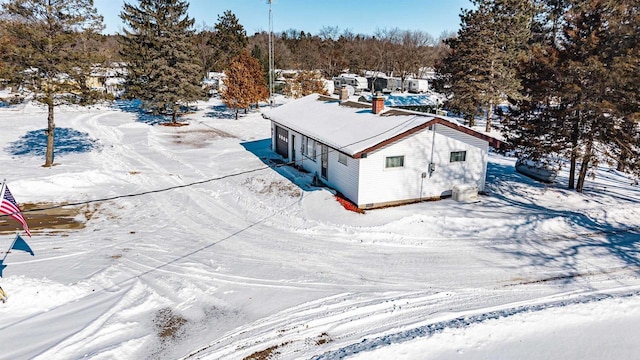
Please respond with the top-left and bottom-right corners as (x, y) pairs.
(273, 122), (360, 204)
(358, 124), (487, 207)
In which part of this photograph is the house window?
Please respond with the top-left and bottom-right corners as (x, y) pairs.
(338, 152), (348, 165)
(385, 155), (404, 168)
(450, 151), (467, 162)
(301, 136), (316, 160)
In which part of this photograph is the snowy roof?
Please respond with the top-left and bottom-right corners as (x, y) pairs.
(263, 94), (502, 157)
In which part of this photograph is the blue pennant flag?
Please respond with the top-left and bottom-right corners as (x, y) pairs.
(12, 234), (34, 256)
(0, 259), (6, 277)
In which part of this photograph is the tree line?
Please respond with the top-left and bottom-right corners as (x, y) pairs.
(97, 13), (450, 85)
(439, 0), (640, 192)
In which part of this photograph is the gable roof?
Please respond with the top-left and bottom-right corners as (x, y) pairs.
(263, 94), (503, 158)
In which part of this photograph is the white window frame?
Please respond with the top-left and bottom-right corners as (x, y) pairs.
(301, 136), (317, 161)
(338, 152), (348, 166)
(450, 151), (467, 162)
(385, 155), (405, 169)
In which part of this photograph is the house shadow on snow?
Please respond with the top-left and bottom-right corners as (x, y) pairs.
(241, 138), (325, 192)
(483, 161), (640, 283)
(5, 127), (99, 158)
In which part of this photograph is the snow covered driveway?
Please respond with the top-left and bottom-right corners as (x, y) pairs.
(1, 99), (640, 359)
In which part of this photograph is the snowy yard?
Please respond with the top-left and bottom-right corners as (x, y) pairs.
(1, 97), (640, 359)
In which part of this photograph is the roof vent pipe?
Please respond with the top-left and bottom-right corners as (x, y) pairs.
(339, 85), (349, 102)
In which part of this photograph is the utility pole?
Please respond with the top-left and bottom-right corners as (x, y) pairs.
(268, 0), (274, 106)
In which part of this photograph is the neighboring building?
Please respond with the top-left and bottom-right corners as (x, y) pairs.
(87, 63), (127, 98)
(203, 72), (226, 94)
(366, 76), (403, 93)
(332, 74), (368, 93)
(405, 78), (430, 93)
(359, 93), (445, 114)
(263, 92), (503, 209)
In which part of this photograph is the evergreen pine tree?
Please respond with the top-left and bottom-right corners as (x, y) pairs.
(120, 0), (205, 123)
(439, 0), (533, 131)
(211, 10), (248, 72)
(251, 44), (270, 87)
(562, 0), (640, 191)
(504, 0), (640, 191)
(503, 0), (569, 165)
(0, 0), (104, 167)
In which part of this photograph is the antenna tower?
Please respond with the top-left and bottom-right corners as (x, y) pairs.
(268, 0), (274, 106)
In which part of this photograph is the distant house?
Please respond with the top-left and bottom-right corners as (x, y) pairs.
(203, 72), (226, 94)
(263, 92), (503, 209)
(87, 63), (127, 98)
(367, 76), (403, 93)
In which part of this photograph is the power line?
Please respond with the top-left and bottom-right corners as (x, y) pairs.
(1, 108), (423, 217)
(1, 165), (273, 216)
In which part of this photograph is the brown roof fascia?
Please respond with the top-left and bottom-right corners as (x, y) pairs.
(352, 117), (503, 159)
(430, 118), (504, 149)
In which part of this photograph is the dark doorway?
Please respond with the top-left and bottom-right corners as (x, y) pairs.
(275, 126), (289, 159)
(321, 144), (328, 179)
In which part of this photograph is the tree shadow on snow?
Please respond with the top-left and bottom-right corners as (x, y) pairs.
(483, 161), (640, 282)
(6, 127), (99, 158)
(240, 138), (324, 192)
(111, 99), (174, 125)
(205, 104), (267, 120)
(205, 104), (236, 120)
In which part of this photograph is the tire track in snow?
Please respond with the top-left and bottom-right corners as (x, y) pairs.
(311, 287), (640, 360)
(182, 291), (451, 359)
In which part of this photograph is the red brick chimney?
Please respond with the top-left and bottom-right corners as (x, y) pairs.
(372, 92), (385, 114)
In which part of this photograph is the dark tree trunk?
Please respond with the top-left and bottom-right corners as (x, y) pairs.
(486, 100), (493, 132)
(568, 146), (577, 190)
(568, 113), (580, 189)
(576, 141), (593, 193)
(44, 100), (55, 167)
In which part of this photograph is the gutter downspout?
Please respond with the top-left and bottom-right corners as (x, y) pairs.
(429, 123), (437, 178)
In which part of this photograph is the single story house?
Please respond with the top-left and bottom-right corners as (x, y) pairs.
(263, 92), (502, 209)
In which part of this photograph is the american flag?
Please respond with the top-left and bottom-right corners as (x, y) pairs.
(1, 184), (31, 237)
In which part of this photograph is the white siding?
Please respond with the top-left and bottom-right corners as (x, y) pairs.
(274, 120), (489, 208)
(357, 124), (487, 207)
(325, 148), (360, 204)
(433, 125), (488, 193)
(272, 121), (360, 204)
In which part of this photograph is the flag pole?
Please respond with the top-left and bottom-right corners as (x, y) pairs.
(1, 233), (18, 263)
(0, 179), (6, 200)
(1, 181), (15, 262)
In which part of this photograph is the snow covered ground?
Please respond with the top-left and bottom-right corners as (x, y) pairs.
(1, 96), (640, 359)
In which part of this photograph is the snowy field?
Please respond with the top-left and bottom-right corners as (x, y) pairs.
(1, 96), (640, 359)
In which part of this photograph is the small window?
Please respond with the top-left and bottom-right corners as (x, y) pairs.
(301, 136), (316, 160)
(450, 151), (467, 162)
(338, 152), (348, 165)
(385, 155), (405, 168)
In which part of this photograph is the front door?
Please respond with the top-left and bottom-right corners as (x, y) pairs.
(275, 126), (289, 159)
(321, 144), (328, 179)
(291, 135), (296, 163)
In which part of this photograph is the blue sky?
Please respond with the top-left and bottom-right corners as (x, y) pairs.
(95, 0), (473, 37)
